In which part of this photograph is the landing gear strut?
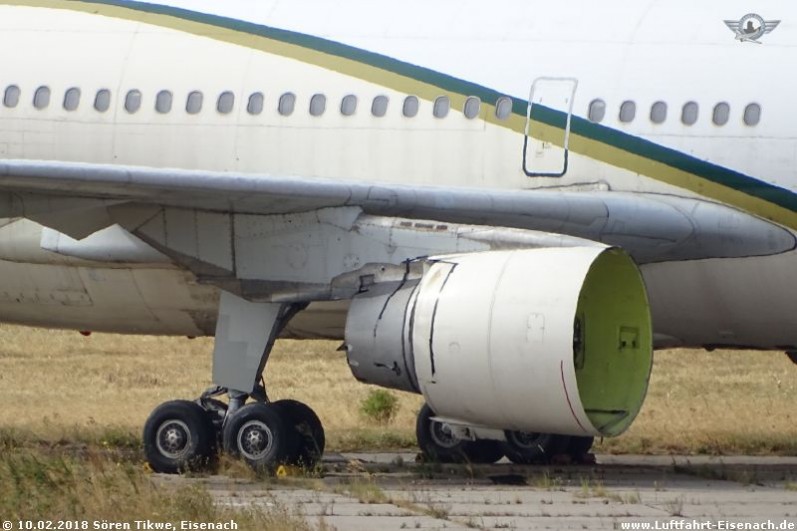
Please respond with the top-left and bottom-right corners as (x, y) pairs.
(143, 292), (325, 473)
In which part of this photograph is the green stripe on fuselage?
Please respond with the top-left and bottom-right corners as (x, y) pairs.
(5, 0), (797, 229)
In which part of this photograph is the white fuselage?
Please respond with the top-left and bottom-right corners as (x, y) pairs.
(0, 0), (795, 349)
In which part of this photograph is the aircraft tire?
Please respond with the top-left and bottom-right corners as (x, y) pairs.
(416, 404), (471, 463)
(271, 399), (325, 468)
(501, 431), (569, 464)
(143, 400), (216, 474)
(567, 435), (595, 459)
(222, 402), (294, 473)
(463, 439), (505, 464)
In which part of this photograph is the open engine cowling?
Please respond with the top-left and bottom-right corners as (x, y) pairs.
(344, 247), (652, 438)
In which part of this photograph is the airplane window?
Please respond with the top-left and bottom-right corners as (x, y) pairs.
(3, 85), (20, 108)
(681, 101), (698, 126)
(588, 99), (606, 123)
(340, 94), (357, 116)
(650, 101), (667, 124)
(712, 102), (730, 126)
(94, 89), (110, 112)
(433, 96), (450, 118)
(33, 86), (51, 110)
(619, 100), (636, 123)
(247, 92), (264, 115)
(63, 87), (81, 111)
(371, 95), (388, 117)
(125, 90), (142, 113)
(186, 91), (203, 114)
(309, 94), (326, 116)
(155, 90), (173, 114)
(217, 91), (235, 114)
(278, 92), (296, 116)
(463, 96), (481, 119)
(402, 96), (419, 118)
(743, 103), (761, 126)
(495, 96), (513, 120)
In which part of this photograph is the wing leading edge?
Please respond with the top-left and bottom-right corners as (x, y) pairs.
(0, 159), (792, 264)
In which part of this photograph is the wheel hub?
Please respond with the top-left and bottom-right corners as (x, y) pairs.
(430, 420), (460, 449)
(509, 431), (544, 450)
(156, 420), (191, 459)
(238, 420), (274, 460)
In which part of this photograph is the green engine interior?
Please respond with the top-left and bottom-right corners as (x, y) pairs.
(574, 248), (653, 437)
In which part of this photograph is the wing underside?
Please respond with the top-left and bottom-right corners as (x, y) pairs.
(0, 159), (792, 272)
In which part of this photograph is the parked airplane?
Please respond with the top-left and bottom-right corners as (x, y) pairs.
(0, 0), (794, 472)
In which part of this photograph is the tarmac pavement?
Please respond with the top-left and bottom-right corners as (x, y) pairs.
(154, 453), (797, 530)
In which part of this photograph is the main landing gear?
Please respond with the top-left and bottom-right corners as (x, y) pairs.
(416, 404), (595, 465)
(143, 293), (324, 474)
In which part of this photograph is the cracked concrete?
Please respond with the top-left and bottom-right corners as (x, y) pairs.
(154, 453), (797, 530)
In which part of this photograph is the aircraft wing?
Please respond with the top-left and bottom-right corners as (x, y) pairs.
(0, 159), (792, 267)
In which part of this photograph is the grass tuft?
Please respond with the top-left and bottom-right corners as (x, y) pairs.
(359, 389), (400, 424)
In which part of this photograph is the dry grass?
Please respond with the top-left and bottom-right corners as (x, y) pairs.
(0, 449), (312, 529)
(0, 325), (422, 452)
(0, 324), (795, 455)
(596, 349), (797, 455)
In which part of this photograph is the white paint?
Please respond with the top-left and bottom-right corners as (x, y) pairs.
(0, 0), (793, 351)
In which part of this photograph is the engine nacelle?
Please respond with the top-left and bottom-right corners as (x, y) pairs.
(345, 247), (652, 437)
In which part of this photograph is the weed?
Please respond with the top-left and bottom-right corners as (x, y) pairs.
(665, 496), (685, 517)
(531, 471), (561, 490)
(422, 503), (451, 520)
(359, 389), (399, 424)
(335, 479), (389, 504)
(575, 478), (622, 501)
(623, 491), (642, 504)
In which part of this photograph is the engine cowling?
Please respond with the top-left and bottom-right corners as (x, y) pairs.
(345, 247), (652, 438)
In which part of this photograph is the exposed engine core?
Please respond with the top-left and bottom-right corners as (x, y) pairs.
(345, 247), (652, 438)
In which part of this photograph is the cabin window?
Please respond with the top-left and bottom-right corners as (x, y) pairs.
(371, 95), (389, 117)
(309, 94), (326, 116)
(402, 96), (419, 118)
(340, 94), (357, 116)
(3, 85), (20, 108)
(433, 96), (450, 118)
(650, 101), (667, 124)
(217, 91), (235, 114)
(63, 87), (81, 111)
(463, 96), (481, 119)
(619, 100), (636, 123)
(743, 103), (761, 126)
(94, 89), (111, 112)
(588, 99), (606, 123)
(712, 102), (730, 126)
(247, 92), (264, 115)
(681, 101), (698, 125)
(124, 90), (142, 113)
(155, 90), (173, 114)
(186, 91), (203, 114)
(495, 96), (512, 120)
(278, 92), (296, 116)
(33, 86), (51, 110)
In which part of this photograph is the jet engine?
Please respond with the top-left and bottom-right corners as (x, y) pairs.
(344, 247), (652, 437)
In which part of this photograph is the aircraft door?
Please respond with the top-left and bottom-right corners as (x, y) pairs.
(522, 77), (578, 177)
